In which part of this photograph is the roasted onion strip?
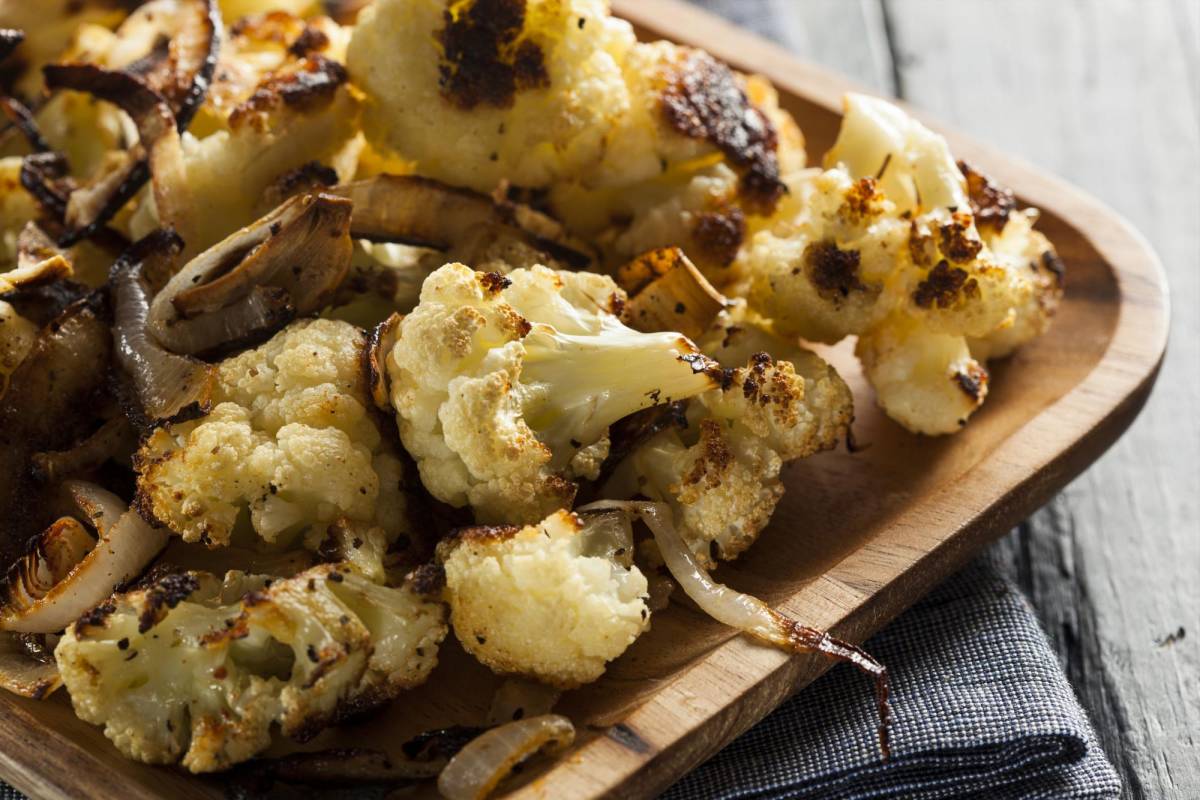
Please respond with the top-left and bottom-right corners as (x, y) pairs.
(111, 231), (216, 422)
(363, 312), (401, 411)
(148, 192), (351, 354)
(330, 175), (595, 269)
(42, 64), (189, 245)
(30, 415), (135, 484)
(437, 715), (576, 800)
(0, 631), (60, 699)
(579, 500), (893, 760)
(0, 482), (168, 635)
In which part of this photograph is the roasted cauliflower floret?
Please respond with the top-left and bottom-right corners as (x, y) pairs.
(123, 9), (361, 254)
(348, 0), (635, 193)
(745, 93), (1061, 434)
(136, 319), (408, 547)
(347, 0), (798, 281)
(55, 564), (447, 772)
(610, 317), (852, 566)
(439, 509), (649, 687)
(387, 262), (722, 523)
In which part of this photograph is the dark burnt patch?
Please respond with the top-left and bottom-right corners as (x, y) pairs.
(660, 50), (785, 213)
(478, 271), (512, 295)
(402, 725), (487, 761)
(289, 25), (331, 57)
(137, 572), (201, 633)
(913, 260), (979, 310)
(682, 418), (732, 488)
(1041, 249), (1066, 288)
(73, 600), (117, 635)
(435, 0), (549, 110)
(691, 206), (745, 267)
(804, 241), (866, 300)
(410, 563), (446, 596)
(229, 55), (347, 128)
(938, 211), (983, 263)
(958, 160), (1016, 233)
(953, 363), (988, 402)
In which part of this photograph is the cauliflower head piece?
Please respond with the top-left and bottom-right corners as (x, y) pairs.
(127, 10), (361, 254)
(439, 508), (649, 688)
(609, 314), (852, 566)
(348, 0), (635, 191)
(387, 261), (724, 524)
(347, 0), (800, 281)
(745, 93), (1062, 434)
(136, 318), (409, 548)
(55, 563), (447, 772)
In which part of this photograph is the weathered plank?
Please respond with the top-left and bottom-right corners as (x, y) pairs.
(872, 1), (1200, 798)
(694, 0), (892, 91)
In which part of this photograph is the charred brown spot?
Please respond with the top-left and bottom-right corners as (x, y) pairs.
(478, 271), (512, 295)
(660, 50), (785, 213)
(954, 363), (988, 402)
(289, 25), (331, 57)
(436, 0), (549, 110)
(137, 573), (201, 633)
(682, 419), (733, 488)
(229, 55), (347, 128)
(74, 600), (117, 634)
(805, 241), (865, 300)
(691, 206), (746, 267)
(958, 160), (1016, 233)
(410, 563), (446, 596)
(938, 211), (983, 263)
(913, 260), (979, 309)
(842, 177), (884, 222)
(1041, 249), (1066, 288)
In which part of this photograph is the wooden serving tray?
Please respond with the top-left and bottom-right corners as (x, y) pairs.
(0, 1), (1169, 798)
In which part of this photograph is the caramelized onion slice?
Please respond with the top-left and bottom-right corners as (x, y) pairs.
(148, 193), (350, 354)
(330, 175), (595, 269)
(0, 483), (168, 634)
(111, 232), (216, 422)
(0, 96), (50, 153)
(579, 500), (893, 760)
(42, 64), (188, 245)
(0, 223), (73, 293)
(437, 715), (575, 800)
(0, 632), (60, 699)
(363, 312), (401, 411)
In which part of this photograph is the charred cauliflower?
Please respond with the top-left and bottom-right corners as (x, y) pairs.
(439, 509), (649, 687)
(136, 318), (409, 548)
(55, 564), (447, 772)
(347, 0), (799, 281)
(609, 315), (852, 565)
(387, 262), (722, 524)
(745, 94), (1062, 434)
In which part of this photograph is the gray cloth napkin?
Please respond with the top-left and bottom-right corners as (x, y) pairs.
(661, 555), (1121, 799)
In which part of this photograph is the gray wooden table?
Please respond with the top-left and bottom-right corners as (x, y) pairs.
(689, 1), (1200, 798)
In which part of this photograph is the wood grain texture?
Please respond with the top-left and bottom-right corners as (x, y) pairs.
(0, 4), (1177, 800)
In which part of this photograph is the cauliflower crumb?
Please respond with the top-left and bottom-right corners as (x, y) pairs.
(55, 564), (447, 772)
(136, 318), (408, 547)
(439, 509), (649, 688)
